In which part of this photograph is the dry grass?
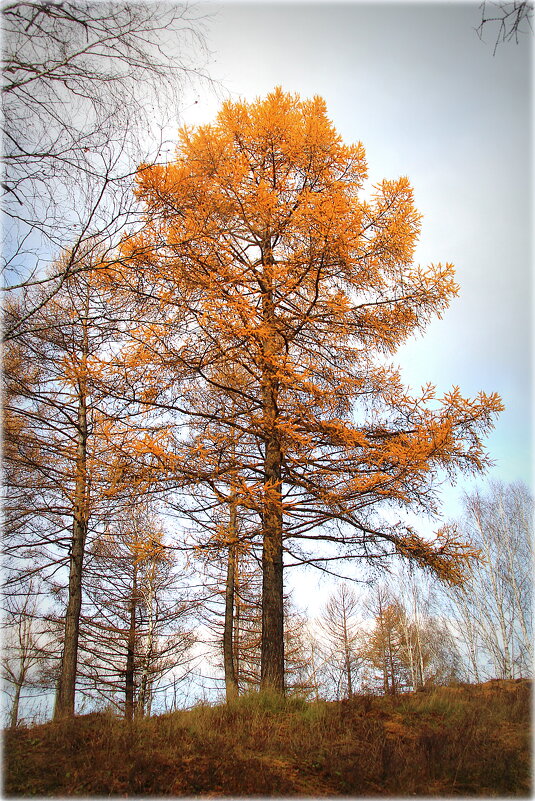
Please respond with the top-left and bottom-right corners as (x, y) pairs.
(3, 679), (531, 796)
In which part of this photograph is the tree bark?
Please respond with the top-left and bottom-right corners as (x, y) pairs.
(125, 562), (138, 720)
(260, 432), (284, 694)
(234, 572), (241, 688)
(387, 631), (397, 696)
(53, 379), (88, 720)
(342, 606), (353, 698)
(137, 567), (155, 718)
(10, 679), (23, 728)
(259, 257), (285, 695)
(224, 497), (239, 701)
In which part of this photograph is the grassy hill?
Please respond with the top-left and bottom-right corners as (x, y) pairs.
(4, 679), (531, 797)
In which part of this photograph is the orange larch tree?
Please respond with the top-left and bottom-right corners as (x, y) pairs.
(118, 88), (502, 693)
(4, 268), (113, 720)
(3, 259), (154, 719)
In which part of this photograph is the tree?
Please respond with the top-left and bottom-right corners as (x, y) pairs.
(199, 535), (313, 699)
(118, 88), (502, 693)
(182, 370), (260, 702)
(3, 262), (132, 719)
(445, 481), (532, 680)
(361, 581), (464, 695)
(477, 1), (533, 53)
(317, 584), (363, 699)
(204, 523), (262, 701)
(391, 567), (464, 690)
(2, 0), (209, 338)
(78, 505), (195, 718)
(361, 589), (410, 695)
(1, 581), (53, 727)
(413, 615), (464, 687)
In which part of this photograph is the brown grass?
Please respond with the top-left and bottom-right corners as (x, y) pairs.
(3, 679), (531, 796)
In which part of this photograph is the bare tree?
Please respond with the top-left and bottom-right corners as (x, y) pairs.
(2, 0), (210, 338)
(1, 581), (53, 727)
(477, 1), (533, 53)
(198, 536), (311, 699)
(445, 481), (532, 680)
(316, 584), (363, 700)
(394, 568), (464, 689)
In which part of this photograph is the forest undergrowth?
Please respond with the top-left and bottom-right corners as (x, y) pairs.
(4, 679), (531, 797)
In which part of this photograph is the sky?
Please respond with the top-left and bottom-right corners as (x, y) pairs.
(169, 1), (533, 614)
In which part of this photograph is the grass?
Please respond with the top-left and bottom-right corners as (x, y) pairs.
(3, 679), (531, 796)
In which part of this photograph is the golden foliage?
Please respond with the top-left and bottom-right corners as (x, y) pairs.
(115, 88), (503, 582)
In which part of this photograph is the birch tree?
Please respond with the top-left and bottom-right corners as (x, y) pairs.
(446, 481), (532, 679)
(1, 582), (52, 727)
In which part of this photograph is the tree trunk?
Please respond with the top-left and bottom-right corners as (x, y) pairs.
(260, 433), (284, 694)
(137, 563), (156, 717)
(310, 641), (320, 702)
(416, 628), (426, 688)
(387, 632), (397, 696)
(54, 384), (88, 720)
(224, 498), (239, 700)
(10, 679), (23, 728)
(475, 506), (512, 679)
(10, 622), (31, 727)
(377, 592), (389, 695)
(234, 574), (241, 688)
(125, 562), (138, 720)
(382, 651), (389, 695)
(458, 598), (481, 683)
(259, 256), (285, 695)
(342, 606), (353, 698)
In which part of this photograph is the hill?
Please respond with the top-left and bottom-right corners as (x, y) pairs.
(4, 679), (531, 796)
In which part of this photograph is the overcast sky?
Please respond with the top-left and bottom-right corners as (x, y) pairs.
(173, 1), (532, 609)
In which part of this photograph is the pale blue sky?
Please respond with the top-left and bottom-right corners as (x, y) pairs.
(173, 1), (532, 610)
